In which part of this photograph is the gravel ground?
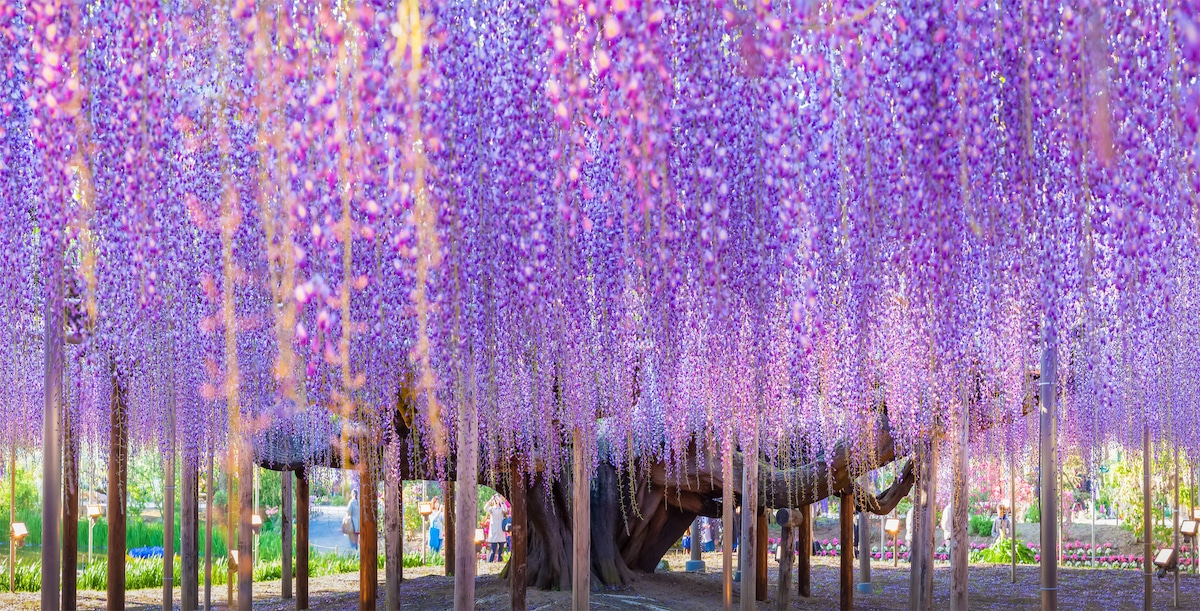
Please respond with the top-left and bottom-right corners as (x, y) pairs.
(1, 552), (1196, 610)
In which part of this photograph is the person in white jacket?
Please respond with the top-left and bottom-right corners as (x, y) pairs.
(940, 500), (954, 548)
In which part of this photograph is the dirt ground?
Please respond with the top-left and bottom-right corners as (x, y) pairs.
(2, 552), (1196, 610)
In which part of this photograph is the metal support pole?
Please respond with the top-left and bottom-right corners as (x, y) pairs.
(1039, 339), (1058, 611)
(857, 510), (871, 593)
(42, 243), (64, 611)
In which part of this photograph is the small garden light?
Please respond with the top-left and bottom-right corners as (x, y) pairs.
(10, 522), (28, 547)
(1154, 547), (1178, 579)
(251, 514), (263, 534)
(885, 518), (901, 567)
(418, 501), (433, 518)
(229, 550), (239, 572)
(87, 506), (103, 567)
(1182, 520), (1199, 539)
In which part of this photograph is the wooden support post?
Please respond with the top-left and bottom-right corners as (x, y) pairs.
(164, 383), (177, 611)
(1173, 446), (1180, 608)
(1143, 425), (1152, 611)
(722, 437), (734, 611)
(42, 248), (64, 611)
(238, 440), (254, 611)
(839, 493), (854, 611)
(297, 471), (310, 610)
(384, 464), (402, 611)
(454, 400), (479, 611)
(445, 481), (456, 577)
(756, 508), (767, 602)
(687, 519), (704, 571)
(108, 376), (129, 611)
(858, 510), (871, 593)
(909, 441), (937, 611)
(775, 508), (802, 611)
(205, 452), (213, 611)
(183, 450), (199, 611)
(740, 417), (760, 611)
(572, 428), (591, 611)
(799, 504), (812, 598)
(1040, 341), (1058, 611)
(360, 451), (379, 611)
(510, 456), (528, 611)
(282, 470), (293, 601)
(1010, 459), (1017, 583)
(62, 399), (79, 611)
(950, 392), (969, 611)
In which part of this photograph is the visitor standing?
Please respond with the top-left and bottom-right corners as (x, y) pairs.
(487, 496), (508, 562)
(345, 489), (361, 550)
(429, 497), (444, 553)
(940, 500), (953, 547)
(995, 504), (1012, 542)
(904, 506), (915, 548)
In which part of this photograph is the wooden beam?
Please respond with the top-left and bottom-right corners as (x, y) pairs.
(282, 469), (293, 601)
(799, 504), (812, 598)
(756, 508), (767, 601)
(839, 493), (853, 611)
(572, 428), (590, 611)
(510, 456), (528, 611)
(360, 450), (379, 610)
(297, 472), (310, 611)
(445, 481), (456, 577)
(62, 400), (79, 611)
(775, 512), (795, 611)
(108, 375), (129, 611)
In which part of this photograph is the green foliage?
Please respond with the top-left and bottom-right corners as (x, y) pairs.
(968, 514), (993, 537)
(405, 552), (444, 567)
(0, 465), (44, 547)
(970, 538), (1036, 565)
(0, 558), (42, 592)
(1025, 500), (1041, 524)
(895, 497), (913, 519)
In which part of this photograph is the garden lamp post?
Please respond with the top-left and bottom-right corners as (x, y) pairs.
(419, 501), (433, 564)
(11, 521), (28, 591)
(87, 505), (103, 567)
(251, 514), (263, 565)
(885, 518), (901, 567)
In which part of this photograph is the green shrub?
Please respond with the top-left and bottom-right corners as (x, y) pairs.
(970, 538), (1036, 565)
(1025, 501), (1040, 524)
(0, 558), (43, 592)
(968, 514), (993, 537)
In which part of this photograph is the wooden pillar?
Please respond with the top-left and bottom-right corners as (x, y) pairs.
(384, 469), (402, 611)
(182, 450), (199, 611)
(1040, 340), (1058, 611)
(1143, 425), (1151, 611)
(42, 247), (64, 611)
(444, 481), (456, 577)
(1173, 446), (1180, 608)
(798, 504), (812, 598)
(909, 440), (937, 611)
(238, 442), (253, 611)
(297, 471), (310, 611)
(839, 493), (854, 611)
(571, 428), (591, 611)
(108, 376), (129, 611)
(360, 452), (379, 611)
(62, 401), (79, 611)
(857, 510), (871, 593)
(740, 417), (760, 611)
(510, 456), (528, 611)
(282, 470), (293, 601)
(775, 509), (802, 611)
(205, 452), (213, 611)
(164, 384), (177, 611)
(755, 508), (767, 601)
(722, 437), (734, 611)
(454, 397), (479, 611)
(1010, 459), (1017, 583)
(950, 393), (969, 611)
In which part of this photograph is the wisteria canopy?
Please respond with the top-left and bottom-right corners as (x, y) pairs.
(1, 0), (1199, 492)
